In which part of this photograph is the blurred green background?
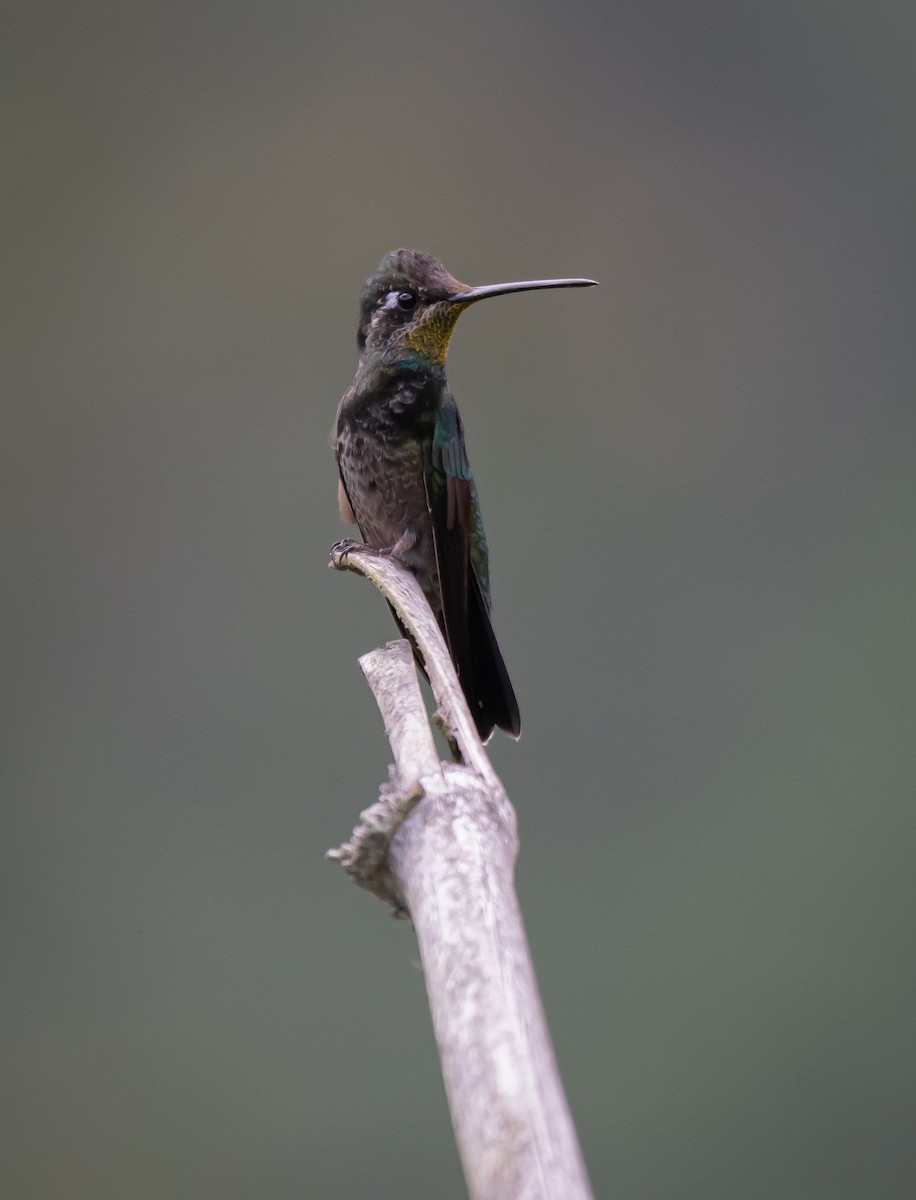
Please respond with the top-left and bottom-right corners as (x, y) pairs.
(4, 1), (915, 1196)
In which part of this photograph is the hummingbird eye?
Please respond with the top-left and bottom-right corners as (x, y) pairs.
(396, 291), (417, 311)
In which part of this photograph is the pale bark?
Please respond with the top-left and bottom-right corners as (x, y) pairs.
(328, 541), (593, 1200)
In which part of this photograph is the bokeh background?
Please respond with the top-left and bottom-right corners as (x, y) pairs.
(5, 1), (915, 1196)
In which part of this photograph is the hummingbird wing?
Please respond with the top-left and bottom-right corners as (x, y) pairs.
(428, 398), (521, 740)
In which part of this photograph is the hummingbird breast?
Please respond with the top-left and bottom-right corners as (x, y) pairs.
(336, 385), (441, 613)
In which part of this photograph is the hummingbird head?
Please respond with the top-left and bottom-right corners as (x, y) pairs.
(356, 249), (597, 370)
(357, 250), (467, 367)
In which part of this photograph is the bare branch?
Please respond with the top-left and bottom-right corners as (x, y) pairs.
(359, 639), (441, 781)
(328, 541), (593, 1200)
(329, 539), (499, 784)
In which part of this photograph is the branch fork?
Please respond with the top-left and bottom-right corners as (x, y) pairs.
(327, 541), (592, 1200)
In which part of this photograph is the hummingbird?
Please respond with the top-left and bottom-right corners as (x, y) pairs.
(335, 249), (596, 741)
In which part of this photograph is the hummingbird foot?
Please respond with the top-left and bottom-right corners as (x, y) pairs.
(332, 525), (421, 568)
(330, 536), (370, 563)
(330, 537), (405, 572)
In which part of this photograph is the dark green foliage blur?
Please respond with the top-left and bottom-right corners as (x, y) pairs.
(4, 1), (915, 1196)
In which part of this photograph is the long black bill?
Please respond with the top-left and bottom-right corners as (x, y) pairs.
(448, 277), (598, 304)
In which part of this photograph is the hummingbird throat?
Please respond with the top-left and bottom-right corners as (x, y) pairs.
(402, 301), (469, 366)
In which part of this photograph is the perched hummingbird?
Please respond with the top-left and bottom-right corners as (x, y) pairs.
(335, 249), (596, 741)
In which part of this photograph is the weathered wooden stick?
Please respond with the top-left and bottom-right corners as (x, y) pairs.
(328, 542), (593, 1200)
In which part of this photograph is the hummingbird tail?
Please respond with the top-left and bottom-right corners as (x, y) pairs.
(463, 571), (521, 741)
(388, 578), (521, 744)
